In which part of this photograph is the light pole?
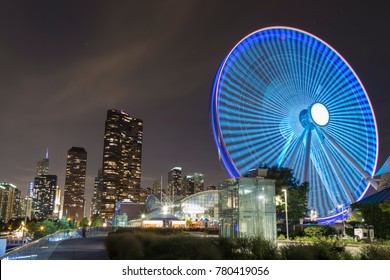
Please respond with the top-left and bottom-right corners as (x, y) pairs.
(282, 189), (289, 240)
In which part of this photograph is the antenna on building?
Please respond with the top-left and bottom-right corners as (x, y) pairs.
(45, 148), (49, 159)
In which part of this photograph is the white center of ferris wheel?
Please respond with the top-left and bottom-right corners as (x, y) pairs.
(310, 103), (329, 126)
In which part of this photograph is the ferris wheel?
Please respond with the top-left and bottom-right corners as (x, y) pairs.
(211, 26), (378, 220)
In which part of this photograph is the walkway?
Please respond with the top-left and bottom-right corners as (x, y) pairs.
(48, 236), (109, 260)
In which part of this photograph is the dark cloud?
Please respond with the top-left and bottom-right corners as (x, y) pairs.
(0, 0), (389, 211)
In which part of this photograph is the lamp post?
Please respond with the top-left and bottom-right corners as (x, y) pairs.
(282, 189), (289, 240)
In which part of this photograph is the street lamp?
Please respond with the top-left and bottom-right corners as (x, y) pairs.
(282, 189), (289, 240)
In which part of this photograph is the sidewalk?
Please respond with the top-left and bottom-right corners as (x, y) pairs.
(48, 236), (109, 260)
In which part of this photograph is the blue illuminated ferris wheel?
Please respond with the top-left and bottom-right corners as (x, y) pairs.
(211, 27), (379, 220)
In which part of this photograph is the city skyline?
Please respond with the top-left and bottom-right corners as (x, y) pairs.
(0, 1), (389, 212)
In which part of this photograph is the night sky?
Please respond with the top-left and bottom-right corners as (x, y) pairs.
(1, 0), (389, 211)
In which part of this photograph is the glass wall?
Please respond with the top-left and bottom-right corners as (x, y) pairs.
(219, 177), (276, 240)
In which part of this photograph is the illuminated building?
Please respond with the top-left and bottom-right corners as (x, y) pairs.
(144, 190), (219, 227)
(219, 177), (276, 240)
(100, 109), (143, 221)
(53, 186), (62, 219)
(151, 180), (161, 196)
(182, 175), (194, 196)
(11, 188), (22, 219)
(91, 168), (103, 216)
(32, 175), (57, 220)
(36, 148), (49, 176)
(0, 182), (18, 223)
(168, 167), (182, 200)
(193, 172), (204, 194)
(62, 147), (87, 221)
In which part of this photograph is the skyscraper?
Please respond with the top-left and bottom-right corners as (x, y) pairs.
(91, 168), (103, 216)
(63, 147), (87, 221)
(32, 150), (58, 220)
(100, 109), (143, 221)
(32, 175), (57, 220)
(182, 175), (194, 196)
(0, 182), (19, 223)
(168, 167), (182, 200)
(193, 172), (204, 193)
(36, 148), (49, 176)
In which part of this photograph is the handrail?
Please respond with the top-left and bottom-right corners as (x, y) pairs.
(1, 229), (80, 260)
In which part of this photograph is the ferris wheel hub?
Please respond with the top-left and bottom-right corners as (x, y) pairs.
(310, 103), (329, 126)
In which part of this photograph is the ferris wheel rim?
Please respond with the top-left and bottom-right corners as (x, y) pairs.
(211, 26), (379, 220)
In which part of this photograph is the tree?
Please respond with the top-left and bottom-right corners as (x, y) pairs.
(56, 217), (70, 230)
(90, 214), (103, 227)
(265, 166), (309, 223)
(79, 217), (89, 227)
(33, 220), (57, 239)
(351, 201), (390, 239)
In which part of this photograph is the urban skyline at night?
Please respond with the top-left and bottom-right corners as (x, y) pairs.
(0, 1), (389, 215)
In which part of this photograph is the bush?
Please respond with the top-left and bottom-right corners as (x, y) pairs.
(280, 240), (353, 260)
(304, 225), (338, 238)
(359, 245), (390, 260)
(106, 231), (222, 259)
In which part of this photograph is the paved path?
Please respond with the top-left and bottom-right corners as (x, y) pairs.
(48, 237), (109, 260)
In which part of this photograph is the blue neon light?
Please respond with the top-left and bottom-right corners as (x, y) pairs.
(210, 27), (378, 219)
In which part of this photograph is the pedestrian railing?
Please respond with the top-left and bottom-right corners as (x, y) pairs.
(1, 229), (80, 260)
(1, 227), (114, 260)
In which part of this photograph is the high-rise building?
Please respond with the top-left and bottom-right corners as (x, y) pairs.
(151, 180), (162, 196)
(32, 150), (58, 220)
(193, 172), (204, 193)
(53, 186), (62, 219)
(62, 147), (87, 221)
(11, 188), (22, 219)
(32, 175), (57, 220)
(0, 182), (19, 223)
(139, 188), (151, 203)
(100, 109), (143, 221)
(36, 149), (49, 176)
(168, 167), (182, 200)
(182, 175), (194, 196)
(91, 169), (103, 216)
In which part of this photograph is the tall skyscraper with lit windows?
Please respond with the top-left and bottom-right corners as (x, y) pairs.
(32, 150), (58, 220)
(168, 167), (182, 200)
(62, 147), (87, 221)
(100, 109), (143, 221)
(36, 148), (49, 176)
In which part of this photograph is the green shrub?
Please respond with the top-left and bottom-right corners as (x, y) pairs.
(280, 240), (352, 260)
(105, 231), (222, 259)
(359, 245), (390, 260)
(304, 225), (338, 238)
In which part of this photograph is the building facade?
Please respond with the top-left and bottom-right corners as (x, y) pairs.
(36, 149), (49, 176)
(193, 172), (204, 194)
(0, 182), (19, 223)
(62, 147), (87, 222)
(91, 168), (103, 217)
(182, 175), (194, 196)
(100, 109), (143, 221)
(32, 175), (58, 220)
(168, 167), (182, 200)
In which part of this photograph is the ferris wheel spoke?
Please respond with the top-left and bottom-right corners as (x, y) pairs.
(320, 128), (378, 190)
(314, 128), (355, 203)
(283, 126), (308, 169)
